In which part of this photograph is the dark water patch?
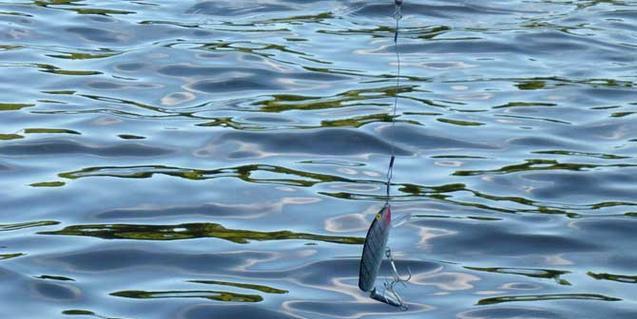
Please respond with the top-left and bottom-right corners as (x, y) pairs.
(413, 219), (599, 256)
(496, 114), (571, 126)
(394, 41), (518, 55)
(0, 139), (171, 157)
(431, 155), (488, 159)
(111, 289), (263, 302)
(477, 293), (622, 305)
(493, 102), (557, 109)
(37, 275), (75, 282)
(553, 120), (635, 141)
(571, 218), (637, 242)
(41, 90), (77, 95)
(583, 87), (636, 100)
(243, 116), (293, 124)
(177, 305), (296, 319)
(115, 62), (146, 71)
(62, 309), (94, 316)
(437, 118), (485, 127)
(32, 281), (80, 300)
(506, 137), (578, 148)
(87, 81), (126, 90)
(187, 1), (292, 16)
(40, 222), (364, 244)
(117, 134), (146, 140)
(189, 78), (282, 93)
(351, 2), (519, 19)
(97, 202), (278, 220)
(158, 65), (345, 82)
(285, 300), (428, 317)
(214, 129), (410, 156)
(42, 247), (273, 272)
(65, 27), (122, 43)
(383, 125), (495, 150)
(458, 307), (564, 319)
(513, 31), (591, 53)
(526, 170), (637, 200)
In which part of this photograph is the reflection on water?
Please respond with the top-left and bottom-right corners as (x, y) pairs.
(477, 293), (622, 306)
(1, 0), (636, 318)
(41, 222), (364, 244)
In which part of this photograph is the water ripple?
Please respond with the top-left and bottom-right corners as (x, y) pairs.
(2, 0), (636, 318)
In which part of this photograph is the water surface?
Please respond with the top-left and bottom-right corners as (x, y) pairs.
(1, 0), (636, 318)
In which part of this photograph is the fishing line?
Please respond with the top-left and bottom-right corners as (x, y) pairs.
(385, 0), (402, 200)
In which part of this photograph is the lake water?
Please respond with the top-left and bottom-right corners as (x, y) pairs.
(1, 0), (636, 318)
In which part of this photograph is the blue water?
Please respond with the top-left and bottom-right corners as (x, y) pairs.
(1, 0), (636, 318)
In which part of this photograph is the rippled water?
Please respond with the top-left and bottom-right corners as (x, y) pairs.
(1, 0), (636, 318)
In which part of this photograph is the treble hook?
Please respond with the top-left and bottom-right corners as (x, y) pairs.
(386, 247), (412, 285)
(369, 248), (411, 310)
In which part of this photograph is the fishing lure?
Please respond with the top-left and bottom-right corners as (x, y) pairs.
(358, 204), (411, 310)
(358, 0), (410, 310)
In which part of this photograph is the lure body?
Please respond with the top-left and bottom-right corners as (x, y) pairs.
(358, 205), (392, 292)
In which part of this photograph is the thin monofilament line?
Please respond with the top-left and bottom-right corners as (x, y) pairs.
(385, 1), (402, 198)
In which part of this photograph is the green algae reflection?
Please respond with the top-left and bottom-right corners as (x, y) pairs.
(0, 134), (23, 140)
(111, 290), (262, 302)
(40, 222), (364, 245)
(588, 272), (637, 284)
(59, 164), (355, 187)
(0, 103), (34, 111)
(1, 220), (59, 231)
(477, 293), (621, 305)
(453, 159), (636, 177)
(465, 266), (572, 286)
(189, 280), (288, 294)
(30, 181), (66, 187)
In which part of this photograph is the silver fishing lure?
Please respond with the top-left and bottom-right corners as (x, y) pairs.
(359, 204), (392, 293)
(359, 204), (411, 310)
